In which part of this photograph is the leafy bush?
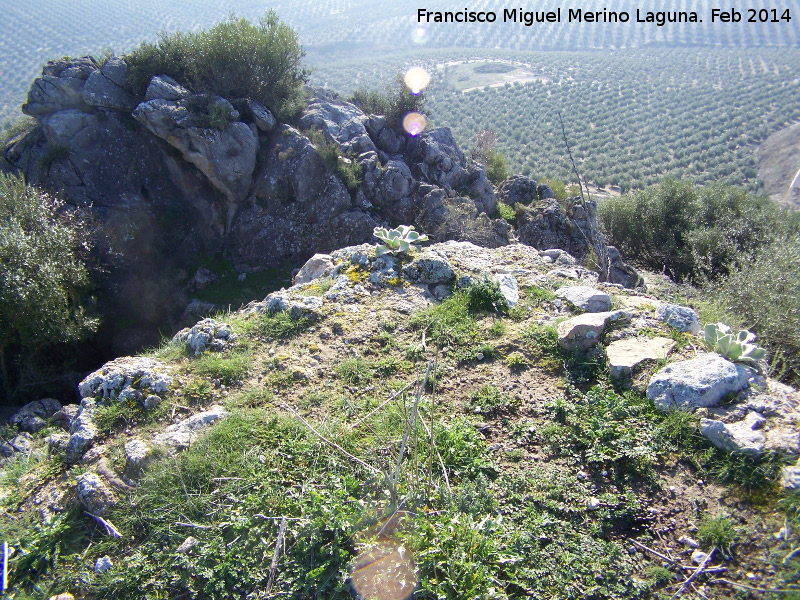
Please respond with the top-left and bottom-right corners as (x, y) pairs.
(496, 202), (516, 223)
(710, 234), (800, 384)
(124, 12), (307, 119)
(598, 179), (796, 282)
(0, 174), (97, 400)
(350, 75), (427, 128)
(305, 127), (363, 190)
(465, 275), (508, 314)
(484, 149), (509, 184)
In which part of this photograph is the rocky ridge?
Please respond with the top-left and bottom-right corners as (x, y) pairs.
(1, 238), (799, 597)
(3, 55), (639, 355)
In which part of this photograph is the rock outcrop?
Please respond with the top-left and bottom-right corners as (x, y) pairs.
(4, 55), (640, 357)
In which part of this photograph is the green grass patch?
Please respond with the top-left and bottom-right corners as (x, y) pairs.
(469, 384), (517, 418)
(189, 349), (251, 385)
(239, 310), (310, 340)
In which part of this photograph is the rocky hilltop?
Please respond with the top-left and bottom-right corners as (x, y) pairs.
(2, 55), (638, 354)
(2, 237), (799, 598)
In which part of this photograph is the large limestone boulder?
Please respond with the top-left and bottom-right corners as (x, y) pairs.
(647, 354), (755, 411)
(22, 56), (98, 116)
(133, 95), (258, 203)
(79, 357), (173, 401)
(299, 92), (377, 156)
(81, 57), (136, 111)
(557, 310), (630, 352)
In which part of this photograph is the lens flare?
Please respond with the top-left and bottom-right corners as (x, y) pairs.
(403, 67), (431, 95)
(411, 26), (428, 45)
(350, 542), (416, 600)
(402, 112), (426, 136)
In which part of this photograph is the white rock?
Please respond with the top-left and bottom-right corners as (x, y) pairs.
(154, 405), (228, 449)
(647, 354), (755, 411)
(76, 473), (115, 516)
(94, 555), (113, 573)
(79, 356), (173, 399)
(493, 273), (519, 307)
(607, 337), (675, 378)
(655, 303), (700, 335)
(294, 253), (333, 285)
(176, 536), (199, 554)
(691, 550), (708, 565)
(701, 412), (766, 456)
(557, 310), (630, 352)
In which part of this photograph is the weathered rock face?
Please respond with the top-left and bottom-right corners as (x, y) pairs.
(133, 94), (258, 203)
(647, 354), (755, 411)
(5, 58), (642, 360)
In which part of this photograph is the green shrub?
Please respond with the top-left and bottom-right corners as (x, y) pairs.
(697, 514), (738, 554)
(598, 179), (796, 282)
(484, 148), (508, 184)
(350, 75), (427, 128)
(305, 127), (363, 190)
(124, 12), (307, 120)
(496, 202), (516, 223)
(0, 174), (97, 400)
(466, 276), (509, 314)
(712, 235), (800, 384)
(539, 177), (569, 201)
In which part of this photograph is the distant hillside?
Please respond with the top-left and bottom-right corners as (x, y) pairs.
(4, 0), (800, 122)
(758, 122), (800, 209)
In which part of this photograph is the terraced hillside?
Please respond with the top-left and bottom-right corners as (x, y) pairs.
(4, 0), (800, 123)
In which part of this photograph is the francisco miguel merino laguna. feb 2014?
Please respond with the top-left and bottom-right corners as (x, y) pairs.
(419, 7), (727, 25)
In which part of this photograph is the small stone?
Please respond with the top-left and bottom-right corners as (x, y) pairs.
(76, 473), (116, 516)
(476, 352), (484, 361)
(655, 303), (700, 334)
(238, 272), (247, 281)
(176, 536), (199, 554)
(143, 395), (162, 410)
(587, 497), (602, 510)
(691, 550), (708, 565)
(577, 471), (587, 481)
(48, 594), (75, 600)
(556, 286), (612, 313)
(94, 555), (113, 573)
(678, 536), (700, 548)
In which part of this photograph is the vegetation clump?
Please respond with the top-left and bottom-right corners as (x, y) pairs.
(0, 173), (97, 400)
(598, 178), (797, 282)
(124, 12), (308, 119)
(350, 75), (427, 128)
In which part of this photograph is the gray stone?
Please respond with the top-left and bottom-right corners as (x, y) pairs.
(179, 299), (219, 327)
(647, 354), (755, 411)
(172, 318), (237, 355)
(176, 536), (199, 554)
(133, 96), (258, 203)
(607, 337), (675, 378)
(94, 556), (113, 573)
(125, 439), (154, 475)
(144, 75), (190, 101)
(299, 93), (377, 156)
(556, 286), (612, 313)
(65, 399), (98, 463)
(51, 404), (80, 430)
(655, 303), (700, 335)
(45, 432), (71, 453)
(700, 412), (766, 456)
(22, 56), (97, 116)
(494, 273), (519, 307)
(76, 472), (116, 516)
(9, 433), (34, 454)
(557, 310), (630, 352)
(154, 405), (228, 449)
(402, 252), (455, 285)
(244, 99), (276, 132)
(550, 268), (580, 280)
(782, 462), (800, 490)
(9, 398), (63, 432)
(79, 357), (173, 400)
(143, 395), (162, 410)
(188, 267), (219, 291)
(81, 58), (135, 110)
(295, 254), (334, 285)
